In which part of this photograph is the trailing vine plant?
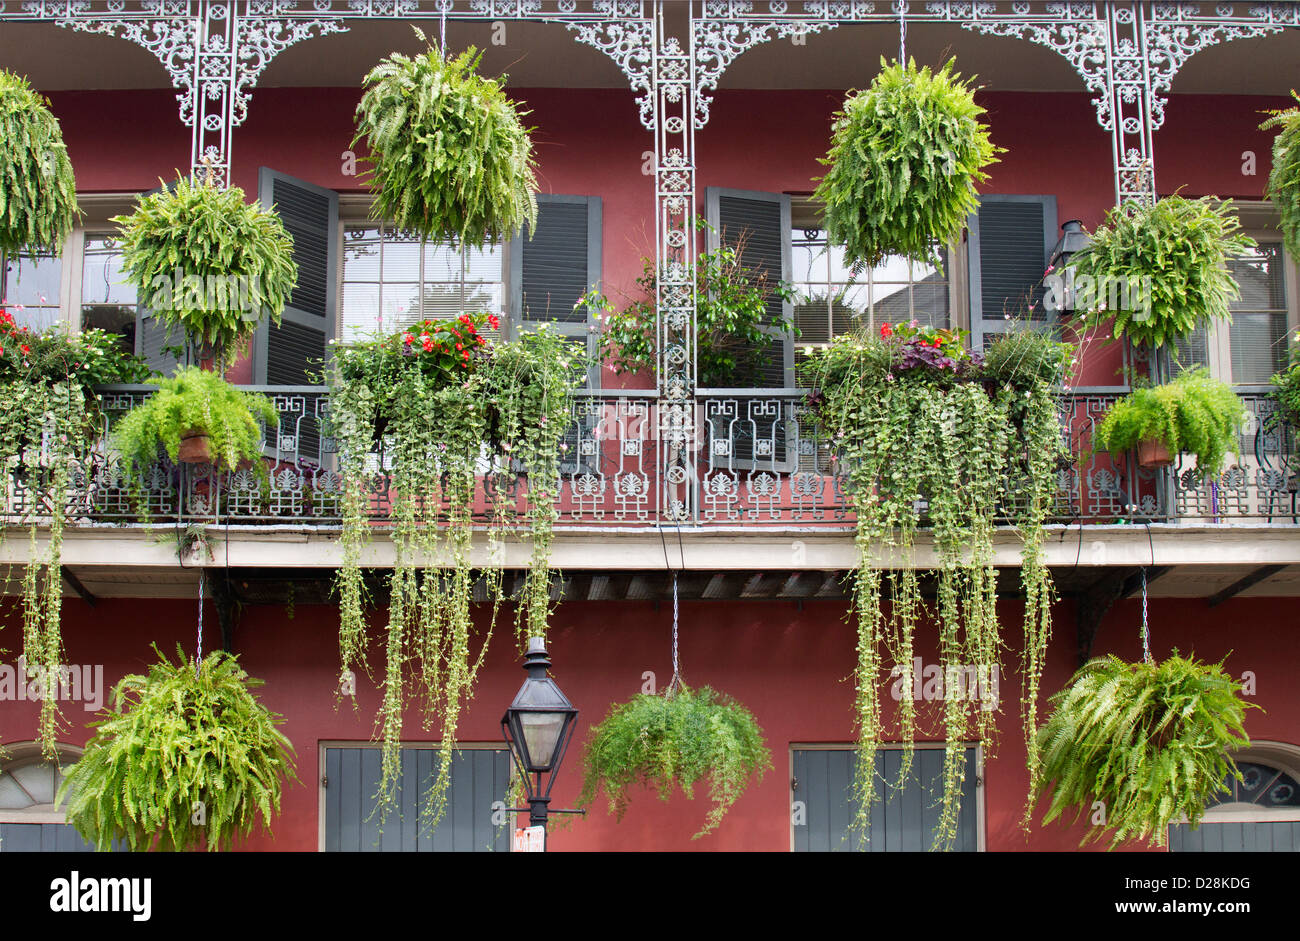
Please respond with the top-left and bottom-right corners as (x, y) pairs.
(329, 315), (583, 831)
(0, 314), (153, 754)
(802, 322), (1068, 849)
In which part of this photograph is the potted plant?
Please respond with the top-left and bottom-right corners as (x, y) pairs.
(1034, 653), (1255, 848)
(578, 685), (772, 839)
(581, 228), (797, 388)
(1071, 196), (1256, 349)
(1093, 367), (1246, 476)
(0, 69), (79, 257)
(800, 323), (1068, 848)
(353, 30), (537, 244)
(112, 365), (277, 480)
(57, 645), (298, 851)
(1261, 92), (1300, 261)
(112, 173), (297, 368)
(813, 57), (1001, 270)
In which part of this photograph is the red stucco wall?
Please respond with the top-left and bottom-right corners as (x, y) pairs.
(2, 593), (1290, 851)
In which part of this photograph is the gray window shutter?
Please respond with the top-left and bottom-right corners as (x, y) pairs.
(704, 187), (794, 389)
(133, 181), (184, 373)
(255, 168), (338, 386)
(510, 194), (601, 388)
(967, 195), (1058, 351)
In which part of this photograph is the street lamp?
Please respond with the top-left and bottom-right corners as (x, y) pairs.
(1043, 219), (1091, 314)
(501, 636), (580, 848)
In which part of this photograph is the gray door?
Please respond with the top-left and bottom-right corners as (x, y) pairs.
(0, 822), (120, 852)
(323, 746), (511, 852)
(1169, 821), (1300, 851)
(792, 746), (979, 852)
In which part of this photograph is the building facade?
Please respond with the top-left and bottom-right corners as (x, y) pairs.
(2, 1), (1300, 852)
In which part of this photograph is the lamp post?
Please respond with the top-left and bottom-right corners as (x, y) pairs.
(501, 636), (580, 849)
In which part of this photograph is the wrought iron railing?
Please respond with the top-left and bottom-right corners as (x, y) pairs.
(2, 385), (1295, 529)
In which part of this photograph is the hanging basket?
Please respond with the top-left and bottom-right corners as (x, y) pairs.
(813, 57), (1000, 269)
(578, 685), (772, 839)
(0, 70), (79, 256)
(353, 29), (538, 244)
(57, 644), (298, 852)
(1034, 652), (1256, 848)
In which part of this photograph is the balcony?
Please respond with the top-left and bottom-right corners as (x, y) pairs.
(4, 384), (1295, 533)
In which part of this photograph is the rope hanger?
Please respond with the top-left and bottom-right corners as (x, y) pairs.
(898, 1), (907, 63)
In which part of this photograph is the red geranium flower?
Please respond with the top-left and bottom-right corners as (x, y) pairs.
(20, 344), (30, 355)
(880, 323), (893, 338)
(422, 338), (435, 352)
(488, 314), (501, 331)
(402, 333), (414, 345)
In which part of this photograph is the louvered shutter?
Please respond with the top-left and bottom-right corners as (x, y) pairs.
(255, 169), (338, 386)
(967, 195), (1058, 351)
(132, 181), (184, 373)
(705, 187), (793, 389)
(511, 195), (600, 388)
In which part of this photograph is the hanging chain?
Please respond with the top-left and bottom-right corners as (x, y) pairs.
(1140, 566), (1152, 664)
(440, 7), (447, 52)
(666, 572), (682, 695)
(898, 1), (907, 63)
(196, 568), (205, 675)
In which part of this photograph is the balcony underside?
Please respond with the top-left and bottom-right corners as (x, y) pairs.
(6, 524), (1300, 603)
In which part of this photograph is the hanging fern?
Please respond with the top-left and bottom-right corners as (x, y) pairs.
(0, 69), (79, 256)
(1261, 92), (1300, 261)
(57, 645), (298, 852)
(813, 57), (1000, 270)
(578, 685), (772, 839)
(802, 323), (1068, 849)
(112, 175), (297, 367)
(1034, 653), (1256, 848)
(329, 317), (582, 832)
(354, 30), (538, 245)
(1071, 196), (1256, 349)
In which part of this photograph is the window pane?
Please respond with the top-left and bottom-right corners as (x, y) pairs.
(3, 253), (61, 307)
(1229, 243), (1286, 311)
(794, 300), (831, 344)
(1171, 327), (1209, 373)
(463, 245), (502, 282)
(380, 238), (421, 282)
(1229, 312), (1286, 384)
(423, 242), (461, 282)
(82, 235), (135, 306)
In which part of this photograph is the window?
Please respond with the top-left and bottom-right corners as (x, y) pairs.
(1173, 206), (1298, 386)
(0, 743), (114, 851)
(792, 205), (953, 345)
(340, 223), (507, 342)
(1169, 743), (1300, 852)
(80, 233), (137, 355)
(1, 249), (63, 332)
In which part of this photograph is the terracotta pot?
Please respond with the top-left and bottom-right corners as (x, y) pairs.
(177, 430), (213, 464)
(1136, 437), (1174, 469)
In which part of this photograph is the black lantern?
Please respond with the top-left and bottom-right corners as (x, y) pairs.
(501, 637), (579, 841)
(1042, 220), (1091, 314)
